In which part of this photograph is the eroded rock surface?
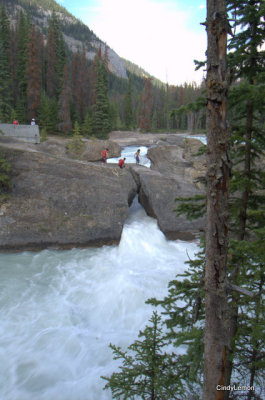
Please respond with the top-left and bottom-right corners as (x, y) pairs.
(39, 137), (121, 161)
(0, 133), (207, 250)
(148, 138), (206, 188)
(0, 146), (137, 250)
(130, 166), (205, 241)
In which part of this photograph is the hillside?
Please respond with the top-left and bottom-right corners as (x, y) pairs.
(2, 0), (159, 82)
(0, 0), (206, 135)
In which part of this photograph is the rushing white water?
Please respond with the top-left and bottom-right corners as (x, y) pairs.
(0, 199), (198, 400)
(107, 145), (151, 167)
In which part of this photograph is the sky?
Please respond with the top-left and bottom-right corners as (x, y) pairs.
(57, 0), (207, 86)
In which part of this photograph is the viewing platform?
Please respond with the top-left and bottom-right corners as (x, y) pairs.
(0, 123), (40, 144)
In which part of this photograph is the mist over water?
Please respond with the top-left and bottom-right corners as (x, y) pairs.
(0, 199), (198, 400)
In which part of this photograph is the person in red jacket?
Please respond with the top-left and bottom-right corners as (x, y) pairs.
(118, 157), (126, 168)
(13, 119), (18, 125)
(101, 148), (109, 164)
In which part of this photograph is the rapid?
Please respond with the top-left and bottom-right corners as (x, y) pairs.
(0, 145), (198, 400)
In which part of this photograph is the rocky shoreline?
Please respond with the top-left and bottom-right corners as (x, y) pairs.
(0, 132), (206, 251)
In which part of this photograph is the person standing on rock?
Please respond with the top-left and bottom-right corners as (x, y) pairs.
(101, 148), (109, 164)
(13, 119), (18, 125)
(31, 118), (36, 125)
(118, 157), (126, 168)
(135, 149), (141, 164)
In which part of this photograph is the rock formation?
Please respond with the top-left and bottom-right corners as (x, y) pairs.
(0, 133), (207, 250)
(0, 145), (136, 251)
(130, 165), (205, 241)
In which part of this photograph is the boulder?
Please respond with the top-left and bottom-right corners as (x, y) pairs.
(147, 145), (190, 179)
(0, 146), (137, 251)
(67, 139), (121, 161)
(130, 166), (205, 241)
(148, 138), (206, 190)
(180, 138), (207, 189)
(38, 137), (121, 161)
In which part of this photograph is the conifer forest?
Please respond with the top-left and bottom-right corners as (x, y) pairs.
(0, 2), (205, 137)
(0, 0), (264, 399)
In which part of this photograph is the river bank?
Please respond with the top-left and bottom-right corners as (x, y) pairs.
(0, 131), (206, 251)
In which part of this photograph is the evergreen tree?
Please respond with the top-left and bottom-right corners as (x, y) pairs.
(138, 78), (153, 132)
(0, 149), (11, 195)
(92, 51), (111, 138)
(165, 2), (265, 397)
(16, 11), (29, 123)
(46, 12), (66, 99)
(71, 51), (82, 121)
(223, 1), (265, 394)
(46, 22), (57, 99)
(80, 46), (89, 119)
(148, 248), (206, 390)
(151, 109), (158, 131)
(124, 75), (133, 129)
(58, 63), (72, 134)
(0, 5), (12, 121)
(108, 101), (118, 132)
(81, 108), (93, 136)
(66, 121), (84, 155)
(38, 92), (58, 134)
(102, 312), (184, 400)
(26, 24), (41, 121)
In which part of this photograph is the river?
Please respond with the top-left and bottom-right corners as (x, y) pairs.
(0, 198), (198, 400)
(107, 145), (151, 167)
(0, 144), (199, 400)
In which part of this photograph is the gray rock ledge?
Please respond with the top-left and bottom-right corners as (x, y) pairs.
(0, 146), (137, 251)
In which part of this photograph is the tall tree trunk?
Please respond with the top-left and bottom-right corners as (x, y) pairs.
(203, 1), (230, 399)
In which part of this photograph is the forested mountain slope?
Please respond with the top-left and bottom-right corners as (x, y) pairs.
(2, 0), (129, 79)
(0, 0), (205, 136)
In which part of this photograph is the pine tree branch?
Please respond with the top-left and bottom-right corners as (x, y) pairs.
(227, 282), (255, 298)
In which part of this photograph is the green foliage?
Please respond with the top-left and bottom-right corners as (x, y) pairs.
(102, 312), (184, 400)
(38, 93), (58, 134)
(124, 75), (133, 129)
(109, 101), (118, 131)
(50, 13), (66, 97)
(66, 121), (84, 155)
(0, 5), (12, 121)
(0, 1), (207, 133)
(174, 195), (206, 221)
(105, 2), (265, 399)
(171, 96), (207, 119)
(151, 109), (159, 132)
(194, 60), (206, 71)
(138, 78), (152, 132)
(16, 10), (29, 122)
(148, 245), (205, 385)
(81, 108), (93, 136)
(104, 247), (206, 399)
(227, 249), (265, 392)
(40, 127), (47, 142)
(0, 150), (11, 193)
(191, 144), (207, 157)
(92, 55), (112, 138)
(123, 58), (165, 88)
